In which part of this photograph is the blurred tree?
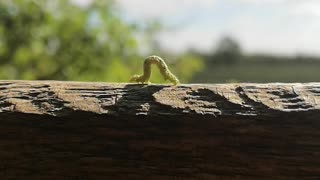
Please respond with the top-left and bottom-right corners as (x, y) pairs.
(174, 54), (204, 83)
(213, 36), (242, 64)
(141, 20), (164, 54)
(0, 0), (140, 81)
(0, 0), (203, 83)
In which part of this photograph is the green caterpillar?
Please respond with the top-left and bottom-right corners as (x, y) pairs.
(130, 55), (180, 85)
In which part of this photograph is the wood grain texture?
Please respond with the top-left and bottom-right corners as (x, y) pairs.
(0, 80), (320, 116)
(0, 80), (320, 179)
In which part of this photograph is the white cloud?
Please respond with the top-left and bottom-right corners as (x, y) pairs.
(290, 1), (320, 17)
(237, 0), (287, 4)
(70, 0), (92, 7)
(241, 0), (320, 17)
(116, 0), (216, 20)
(117, 0), (320, 55)
(159, 5), (320, 55)
(156, 28), (220, 53)
(223, 9), (320, 55)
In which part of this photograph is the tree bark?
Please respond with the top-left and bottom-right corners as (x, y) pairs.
(0, 80), (320, 179)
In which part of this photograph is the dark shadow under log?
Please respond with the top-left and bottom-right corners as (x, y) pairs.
(0, 80), (320, 179)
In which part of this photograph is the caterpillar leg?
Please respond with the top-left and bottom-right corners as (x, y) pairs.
(130, 74), (151, 84)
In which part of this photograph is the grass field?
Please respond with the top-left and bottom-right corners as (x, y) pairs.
(193, 60), (320, 83)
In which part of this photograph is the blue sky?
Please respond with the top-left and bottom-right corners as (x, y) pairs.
(74, 0), (320, 56)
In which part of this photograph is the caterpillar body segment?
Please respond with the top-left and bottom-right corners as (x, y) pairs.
(130, 55), (180, 85)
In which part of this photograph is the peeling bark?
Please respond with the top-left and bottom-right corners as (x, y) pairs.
(0, 80), (320, 179)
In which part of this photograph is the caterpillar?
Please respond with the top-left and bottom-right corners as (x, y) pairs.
(130, 55), (180, 85)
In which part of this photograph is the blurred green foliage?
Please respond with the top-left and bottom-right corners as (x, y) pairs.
(1, 0), (318, 84)
(0, 0), (203, 83)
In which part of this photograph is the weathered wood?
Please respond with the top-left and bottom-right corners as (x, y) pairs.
(1, 80), (320, 179)
(0, 80), (320, 116)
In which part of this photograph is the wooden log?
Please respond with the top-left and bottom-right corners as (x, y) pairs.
(0, 80), (320, 179)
